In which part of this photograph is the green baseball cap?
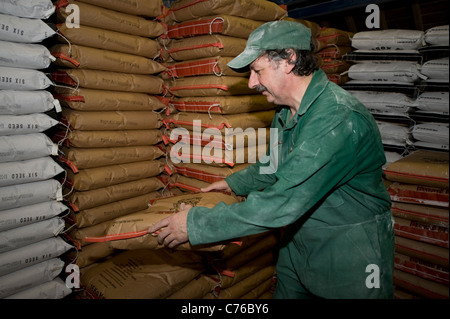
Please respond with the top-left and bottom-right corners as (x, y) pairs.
(227, 20), (312, 70)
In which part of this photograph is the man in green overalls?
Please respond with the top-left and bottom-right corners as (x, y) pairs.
(150, 20), (395, 299)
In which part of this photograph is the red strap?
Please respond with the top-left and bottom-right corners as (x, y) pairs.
(52, 52), (81, 67)
(53, 93), (85, 103)
(58, 155), (79, 174)
(84, 229), (152, 243)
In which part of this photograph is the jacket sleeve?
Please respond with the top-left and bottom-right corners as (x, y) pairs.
(187, 109), (363, 246)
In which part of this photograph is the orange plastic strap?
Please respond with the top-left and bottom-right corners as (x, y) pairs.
(170, 182), (201, 193)
(52, 52), (81, 67)
(58, 155), (79, 174)
(220, 270), (235, 278)
(53, 93), (85, 102)
(84, 229), (151, 243)
(52, 70), (77, 87)
(54, 0), (69, 10)
(163, 118), (231, 130)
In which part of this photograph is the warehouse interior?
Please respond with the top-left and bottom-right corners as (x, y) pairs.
(0, 0), (448, 301)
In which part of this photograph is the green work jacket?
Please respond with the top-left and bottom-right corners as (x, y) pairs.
(187, 69), (394, 298)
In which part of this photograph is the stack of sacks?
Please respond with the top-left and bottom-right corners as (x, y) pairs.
(156, 0), (286, 192)
(343, 29), (429, 164)
(383, 150), (449, 299)
(315, 26), (354, 85)
(78, 191), (278, 299)
(410, 25), (449, 152)
(0, 0), (74, 299)
(50, 0), (171, 270)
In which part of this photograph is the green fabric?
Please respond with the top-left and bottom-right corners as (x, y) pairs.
(227, 20), (312, 69)
(187, 69), (394, 298)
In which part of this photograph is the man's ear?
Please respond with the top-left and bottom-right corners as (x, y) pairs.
(284, 49), (297, 74)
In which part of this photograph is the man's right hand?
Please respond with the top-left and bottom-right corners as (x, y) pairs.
(201, 180), (232, 193)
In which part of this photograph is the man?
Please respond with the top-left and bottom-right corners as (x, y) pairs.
(149, 20), (395, 299)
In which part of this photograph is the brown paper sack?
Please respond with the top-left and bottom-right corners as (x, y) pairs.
(162, 56), (250, 79)
(50, 44), (166, 74)
(57, 23), (161, 59)
(52, 69), (164, 94)
(62, 129), (162, 148)
(384, 150), (449, 189)
(169, 143), (265, 167)
(68, 177), (165, 211)
(102, 192), (239, 250)
(167, 0), (286, 22)
(167, 15), (264, 39)
(66, 241), (117, 269)
(391, 201), (449, 227)
(62, 108), (162, 131)
(203, 264), (276, 299)
(170, 95), (275, 114)
(77, 0), (164, 17)
(66, 160), (165, 191)
(167, 75), (256, 97)
(167, 34), (247, 61)
(56, 1), (166, 37)
(80, 248), (205, 299)
(60, 145), (165, 170)
(54, 87), (168, 112)
(164, 110), (275, 133)
(170, 162), (250, 183)
(71, 192), (165, 228)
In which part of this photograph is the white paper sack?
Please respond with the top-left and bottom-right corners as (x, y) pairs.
(424, 25), (449, 46)
(0, 66), (53, 90)
(0, 258), (64, 299)
(0, 13), (56, 43)
(0, 90), (61, 115)
(376, 121), (413, 147)
(411, 122), (449, 145)
(0, 179), (63, 211)
(0, 133), (58, 163)
(416, 92), (449, 113)
(413, 141), (449, 152)
(0, 40), (55, 69)
(347, 61), (426, 83)
(0, 200), (68, 232)
(0, 237), (72, 277)
(0, 113), (59, 136)
(420, 58), (449, 81)
(0, 156), (64, 187)
(5, 277), (71, 299)
(351, 29), (425, 50)
(350, 90), (416, 116)
(0, 0), (55, 19)
(0, 217), (65, 253)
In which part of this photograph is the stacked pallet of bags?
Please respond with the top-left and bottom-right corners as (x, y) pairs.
(410, 25), (449, 152)
(0, 1), (75, 299)
(383, 150), (449, 299)
(77, 191), (279, 299)
(50, 0), (171, 273)
(315, 26), (354, 85)
(158, 0), (287, 192)
(342, 28), (429, 166)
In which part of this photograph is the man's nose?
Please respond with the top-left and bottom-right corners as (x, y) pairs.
(248, 71), (258, 89)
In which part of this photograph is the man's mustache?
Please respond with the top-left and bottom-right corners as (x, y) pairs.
(254, 85), (268, 93)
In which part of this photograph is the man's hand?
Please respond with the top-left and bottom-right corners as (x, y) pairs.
(148, 203), (192, 248)
(201, 180), (232, 193)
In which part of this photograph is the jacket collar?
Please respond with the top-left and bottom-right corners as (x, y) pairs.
(278, 69), (329, 128)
